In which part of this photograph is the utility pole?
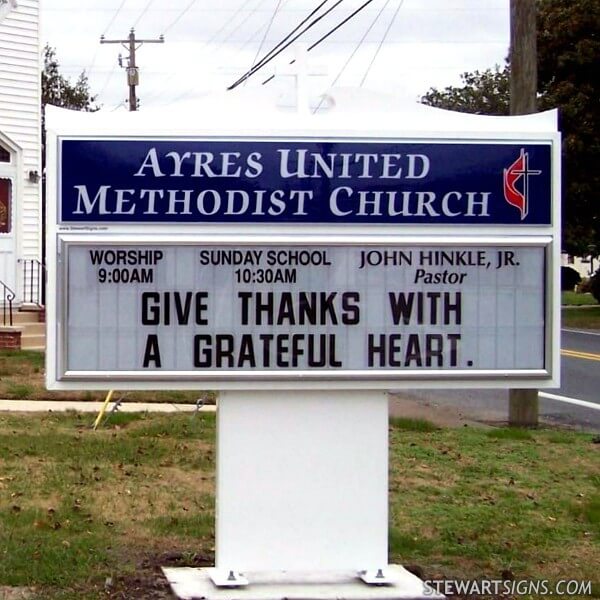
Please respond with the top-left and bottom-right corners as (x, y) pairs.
(100, 28), (164, 111)
(508, 0), (538, 427)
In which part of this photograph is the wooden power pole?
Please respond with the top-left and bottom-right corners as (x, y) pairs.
(508, 0), (539, 427)
(100, 29), (164, 111)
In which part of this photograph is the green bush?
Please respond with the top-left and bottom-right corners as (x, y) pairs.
(561, 266), (581, 291)
(591, 270), (600, 303)
(579, 277), (593, 293)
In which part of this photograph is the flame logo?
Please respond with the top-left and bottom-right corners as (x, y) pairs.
(503, 149), (541, 220)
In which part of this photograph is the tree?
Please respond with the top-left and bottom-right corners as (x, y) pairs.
(422, 65), (510, 116)
(40, 46), (98, 263)
(421, 0), (600, 255)
(537, 0), (600, 254)
(42, 45), (97, 112)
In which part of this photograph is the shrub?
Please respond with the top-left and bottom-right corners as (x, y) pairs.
(561, 266), (581, 291)
(579, 277), (593, 293)
(591, 270), (600, 303)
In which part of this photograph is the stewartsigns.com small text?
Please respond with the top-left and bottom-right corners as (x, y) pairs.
(423, 579), (592, 597)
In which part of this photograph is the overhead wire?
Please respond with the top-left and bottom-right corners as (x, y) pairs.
(86, 0), (129, 87)
(247, 0), (286, 81)
(143, 0), (259, 105)
(228, 0), (346, 90)
(161, 0), (199, 35)
(243, 0), (331, 83)
(158, 0), (280, 105)
(360, 0), (405, 86)
(312, 0), (387, 112)
(132, 0), (156, 29)
(327, 0), (391, 87)
(217, 0), (294, 61)
(103, 0), (129, 37)
(260, 0), (376, 87)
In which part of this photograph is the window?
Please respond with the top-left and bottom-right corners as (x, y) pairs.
(0, 144), (10, 163)
(0, 178), (11, 233)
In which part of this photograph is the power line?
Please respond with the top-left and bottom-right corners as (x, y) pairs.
(360, 0), (405, 86)
(307, 0), (376, 54)
(161, 0), (198, 35)
(154, 0), (279, 105)
(87, 0), (130, 80)
(132, 0), (156, 30)
(242, 0), (330, 88)
(212, 0), (293, 65)
(212, 0), (272, 50)
(260, 0), (377, 87)
(229, 0), (346, 90)
(143, 0), (258, 105)
(248, 0), (285, 81)
(103, 0), (129, 36)
(97, 64), (119, 102)
(250, 0), (330, 72)
(313, 0), (385, 112)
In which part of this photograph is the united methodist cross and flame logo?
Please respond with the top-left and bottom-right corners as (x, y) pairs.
(503, 148), (541, 220)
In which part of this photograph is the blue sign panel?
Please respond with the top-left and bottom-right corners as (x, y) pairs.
(59, 139), (552, 225)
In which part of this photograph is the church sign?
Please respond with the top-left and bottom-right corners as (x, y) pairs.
(46, 109), (560, 390)
(60, 139), (552, 225)
(60, 240), (547, 381)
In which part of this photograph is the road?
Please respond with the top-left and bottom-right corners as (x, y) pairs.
(560, 328), (600, 402)
(391, 328), (600, 432)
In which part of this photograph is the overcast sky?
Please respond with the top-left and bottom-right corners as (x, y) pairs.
(40, 0), (509, 111)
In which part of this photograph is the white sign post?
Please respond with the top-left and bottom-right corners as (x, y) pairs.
(45, 86), (560, 599)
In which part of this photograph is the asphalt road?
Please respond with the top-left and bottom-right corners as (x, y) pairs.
(391, 328), (600, 433)
(560, 328), (600, 402)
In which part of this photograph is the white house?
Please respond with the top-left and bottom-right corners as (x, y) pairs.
(561, 253), (597, 279)
(0, 0), (43, 346)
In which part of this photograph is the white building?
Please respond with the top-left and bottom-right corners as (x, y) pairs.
(561, 253), (597, 280)
(0, 0), (44, 348)
(0, 0), (42, 306)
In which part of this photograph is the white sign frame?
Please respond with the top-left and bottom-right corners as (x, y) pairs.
(45, 104), (561, 392)
(52, 233), (554, 389)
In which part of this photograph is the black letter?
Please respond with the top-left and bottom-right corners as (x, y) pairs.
(141, 292), (160, 325)
(142, 334), (161, 367)
(342, 292), (360, 324)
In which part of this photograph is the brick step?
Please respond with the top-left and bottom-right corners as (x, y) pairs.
(12, 310), (44, 325)
(21, 333), (45, 350)
(18, 322), (45, 335)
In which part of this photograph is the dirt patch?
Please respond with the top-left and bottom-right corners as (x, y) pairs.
(87, 465), (213, 526)
(0, 588), (35, 600)
(389, 394), (491, 429)
(106, 550), (213, 599)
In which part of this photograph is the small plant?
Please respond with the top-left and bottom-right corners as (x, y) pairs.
(390, 417), (438, 432)
(6, 382), (34, 399)
(486, 427), (533, 440)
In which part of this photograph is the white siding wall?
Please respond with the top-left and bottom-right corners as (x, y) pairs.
(0, 0), (41, 267)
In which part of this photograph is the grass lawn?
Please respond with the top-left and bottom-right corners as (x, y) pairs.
(562, 291), (598, 306)
(0, 350), (212, 403)
(0, 413), (598, 599)
(562, 306), (600, 329)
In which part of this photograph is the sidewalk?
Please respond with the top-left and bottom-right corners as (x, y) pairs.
(0, 399), (216, 413)
(0, 396), (484, 428)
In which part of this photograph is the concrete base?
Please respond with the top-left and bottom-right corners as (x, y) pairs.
(162, 566), (444, 600)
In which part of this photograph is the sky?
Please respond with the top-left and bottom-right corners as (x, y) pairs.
(40, 0), (510, 112)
